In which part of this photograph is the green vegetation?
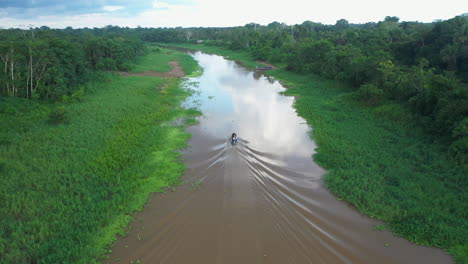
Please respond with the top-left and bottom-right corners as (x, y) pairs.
(165, 43), (467, 263)
(176, 53), (202, 77)
(0, 48), (200, 263)
(130, 45), (200, 76)
(130, 46), (173, 73)
(0, 27), (145, 100)
(148, 16), (468, 165)
(1, 17), (466, 263)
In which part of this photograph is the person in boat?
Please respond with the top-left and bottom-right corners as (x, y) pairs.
(231, 133), (238, 144)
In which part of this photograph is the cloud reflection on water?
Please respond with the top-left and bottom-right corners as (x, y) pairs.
(190, 51), (316, 159)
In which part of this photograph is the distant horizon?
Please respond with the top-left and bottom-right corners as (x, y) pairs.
(0, 0), (466, 29)
(1, 14), (466, 30)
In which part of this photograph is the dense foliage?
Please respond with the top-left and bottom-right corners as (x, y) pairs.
(0, 48), (200, 263)
(143, 16), (468, 164)
(0, 27), (145, 100)
(2, 18), (466, 159)
(0, 17), (466, 263)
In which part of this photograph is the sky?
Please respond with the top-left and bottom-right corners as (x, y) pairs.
(0, 0), (466, 29)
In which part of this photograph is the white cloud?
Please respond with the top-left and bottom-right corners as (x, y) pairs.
(102, 5), (124, 12)
(152, 1), (173, 9)
(0, 0), (466, 28)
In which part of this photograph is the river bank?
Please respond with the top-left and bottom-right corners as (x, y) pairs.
(161, 43), (467, 263)
(0, 47), (200, 263)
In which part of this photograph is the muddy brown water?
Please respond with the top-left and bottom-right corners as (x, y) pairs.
(107, 52), (452, 264)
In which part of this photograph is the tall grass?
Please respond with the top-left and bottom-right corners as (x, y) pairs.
(165, 43), (468, 263)
(0, 50), (200, 263)
(131, 45), (200, 76)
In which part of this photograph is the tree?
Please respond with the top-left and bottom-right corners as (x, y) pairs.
(335, 19), (349, 30)
(385, 16), (400, 23)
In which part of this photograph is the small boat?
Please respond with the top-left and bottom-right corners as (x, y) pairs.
(255, 66), (273, 70)
(231, 133), (238, 145)
(231, 137), (238, 145)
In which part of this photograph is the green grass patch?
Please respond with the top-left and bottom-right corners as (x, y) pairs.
(168, 43), (468, 262)
(131, 45), (201, 76)
(0, 51), (200, 263)
(130, 46), (173, 73)
(174, 52), (201, 77)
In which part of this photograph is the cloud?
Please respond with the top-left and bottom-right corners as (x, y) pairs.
(103, 5), (125, 12)
(153, 1), (173, 9)
(0, 0), (465, 28)
(0, 0), (155, 18)
(0, 0), (63, 8)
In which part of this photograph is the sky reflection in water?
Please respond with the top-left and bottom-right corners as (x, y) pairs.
(188, 51), (317, 160)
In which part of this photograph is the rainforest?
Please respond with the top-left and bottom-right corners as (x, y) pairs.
(0, 14), (467, 264)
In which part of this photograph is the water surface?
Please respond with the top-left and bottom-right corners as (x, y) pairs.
(107, 52), (452, 264)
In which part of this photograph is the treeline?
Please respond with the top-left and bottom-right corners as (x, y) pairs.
(143, 16), (468, 163)
(0, 27), (145, 100)
(1, 18), (466, 160)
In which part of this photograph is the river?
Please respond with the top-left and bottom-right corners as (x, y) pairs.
(107, 51), (452, 264)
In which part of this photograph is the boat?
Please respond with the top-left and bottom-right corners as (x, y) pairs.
(231, 137), (238, 145)
(230, 133), (238, 145)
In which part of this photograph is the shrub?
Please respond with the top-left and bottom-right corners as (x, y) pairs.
(71, 88), (85, 102)
(0, 136), (11, 146)
(119, 63), (132, 71)
(373, 103), (414, 124)
(356, 83), (384, 106)
(48, 105), (69, 124)
(450, 137), (468, 166)
(60, 95), (70, 103)
(450, 118), (468, 165)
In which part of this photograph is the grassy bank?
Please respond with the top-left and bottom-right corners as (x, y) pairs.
(163, 43), (467, 263)
(131, 45), (200, 77)
(0, 48), (200, 263)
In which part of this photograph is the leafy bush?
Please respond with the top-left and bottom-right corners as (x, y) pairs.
(119, 62), (132, 71)
(0, 135), (11, 146)
(48, 105), (69, 124)
(450, 137), (468, 166)
(71, 88), (85, 102)
(450, 118), (468, 165)
(356, 83), (385, 105)
(0, 159), (5, 172)
(373, 103), (414, 123)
